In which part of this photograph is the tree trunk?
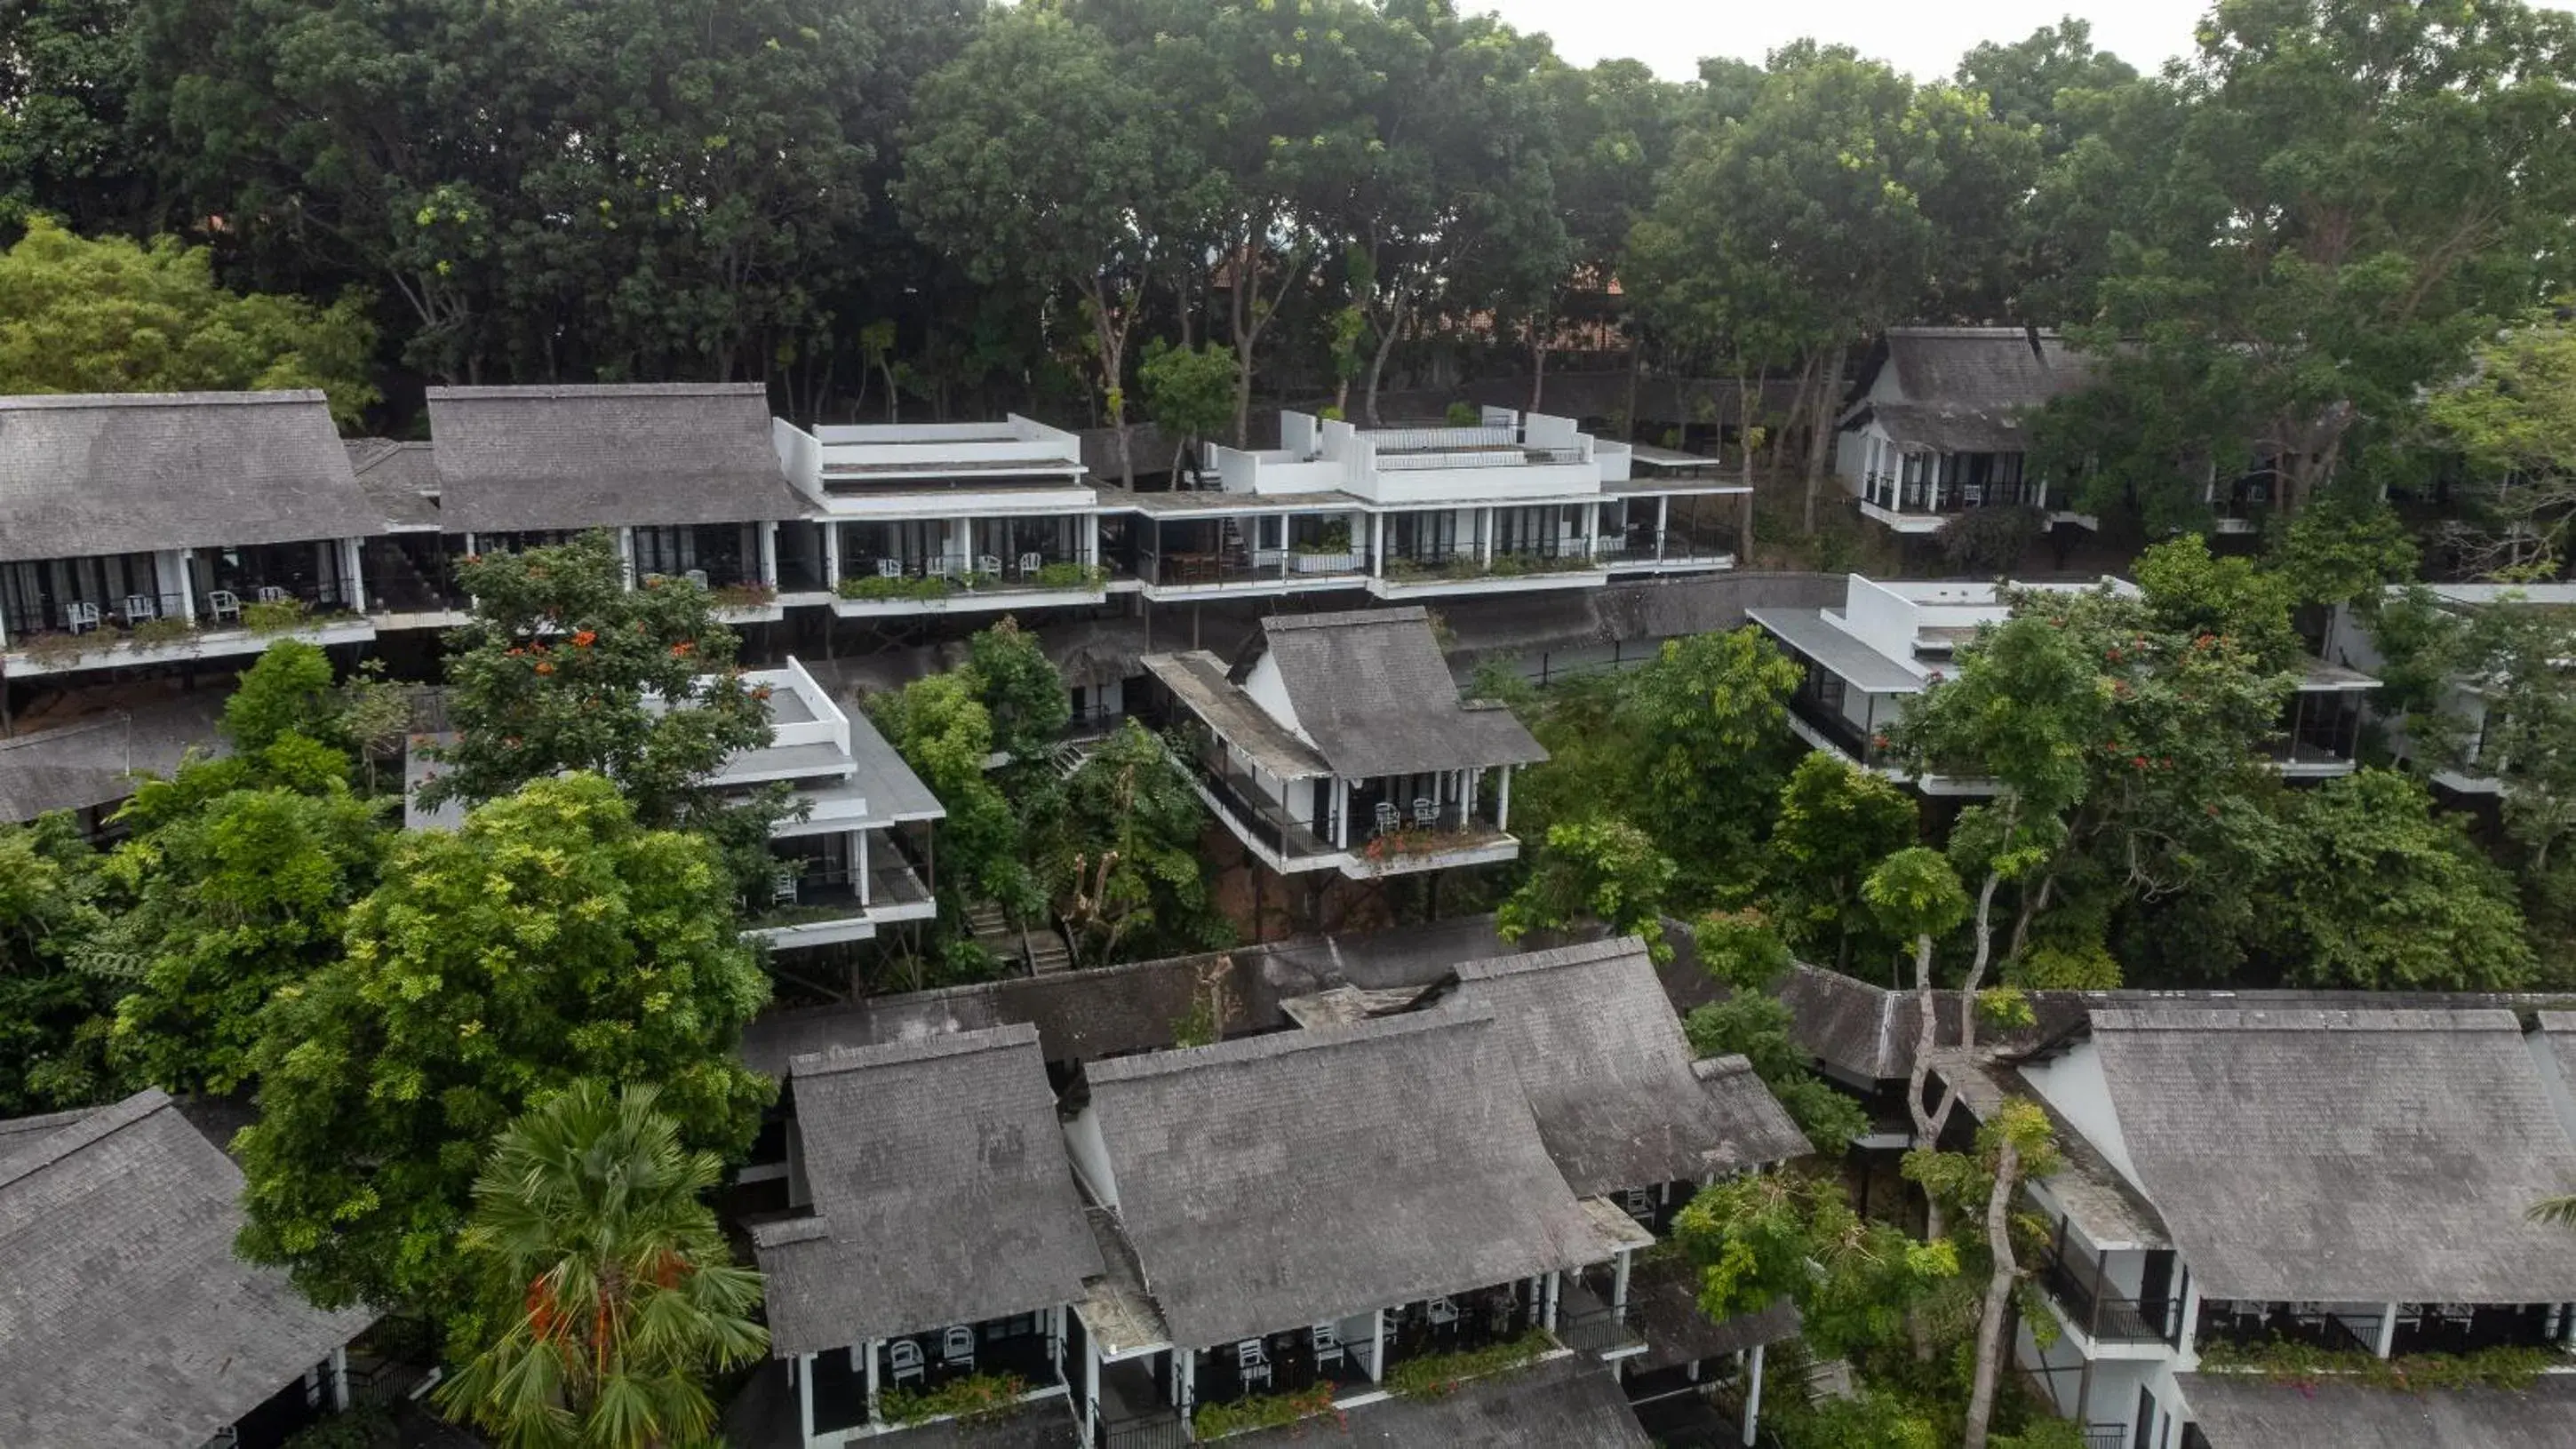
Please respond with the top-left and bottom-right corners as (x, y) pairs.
(1801, 350), (1832, 535)
(1963, 1135), (2023, 1449)
(1363, 300), (1406, 428)
(1736, 362), (1758, 489)
(1528, 331), (1549, 413)
(1904, 928), (1946, 1242)
(1623, 335), (1644, 441)
(1089, 278), (1137, 490)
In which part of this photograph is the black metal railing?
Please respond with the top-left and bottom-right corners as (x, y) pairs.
(1096, 1406), (1187, 1449)
(2195, 1302), (2377, 1357)
(2035, 1249), (2170, 1345)
(1378, 545), (1598, 582)
(1189, 753), (1334, 859)
(1554, 1302), (1645, 1355)
(841, 551), (1097, 592)
(2082, 1425), (2127, 1449)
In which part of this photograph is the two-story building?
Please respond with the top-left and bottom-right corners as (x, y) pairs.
(1938, 1005), (2576, 1449)
(2324, 582), (2576, 797)
(1140, 606), (1546, 880)
(1833, 327), (2100, 538)
(0, 392), (389, 692)
(1112, 409), (1745, 605)
(1751, 575), (2375, 793)
(0, 1089), (381, 1449)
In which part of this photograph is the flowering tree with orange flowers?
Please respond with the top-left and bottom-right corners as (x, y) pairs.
(419, 530), (774, 831)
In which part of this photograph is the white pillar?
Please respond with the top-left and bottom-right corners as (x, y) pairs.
(1177, 1347), (1196, 1424)
(1369, 1309), (1386, 1381)
(797, 1353), (817, 1449)
(1655, 496), (1671, 561)
(2177, 1273), (2205, 1366)
(1741, 1341), (1765, 1446)
(166, 549), (196, 623)
(342, 537), (367, 613)
(1496, 767), (1512, 833)
(330, 1345), (349, 1412)
(1334, 777), (1351, 851)
(864, 1338), (881, 1424)
(857, 830), (872, 906)
(2376, 1302), (2400, 1358)
(1479, 507), (1494, 564)
(1083, 1338), (1101, 1442)
(1083, 513), (1101, 568)
(618, 527), (637, 586)
(1370, 513), (1386, 577)
(1542, 1272), (1559, 1331)
(760, 521), (779, 587)
(1613, 1247), (1632, 1313)
(823, 521), (843, 586)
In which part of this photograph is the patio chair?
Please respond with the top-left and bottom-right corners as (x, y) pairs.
(1373, 800), (1400, 836)
(770, 867), (799, 905)
(255, 585), (290, 605)
(926, 555), (955, 578)
(976, 553), (1001, 577)
(1310, 1323), (1344, 1373)
(877, 557), (905, 579)
(888, 1338), (925, 1389)
(122, 594), (156, 624)
(940, 1326), (976, 1373)
(63, 601), (100, 633)
(1018, 551), (1044, 577)
(1623, 1188), (1655, 1223)
(204, 590), (242, 625)
(1235, 1340), (1271, 1390)
(1412, 797), (1437, 829)
(1426, 1297), (1460, 1330)
(684, 569), (709, 589)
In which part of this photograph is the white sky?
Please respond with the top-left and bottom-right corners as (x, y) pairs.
(1481, 0), (2569, 84)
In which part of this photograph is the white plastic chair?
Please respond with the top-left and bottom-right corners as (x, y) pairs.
(1427, 1297), (1460, 1329)
(940, 1326), (976, 1372)
(925, 555), (955, 578)
(122, 593), (156, 623)
(684, 569), (709, 589)
(1373, 801), (1400, 836)
(888, 1338), (925, 1388)
(1018, 551), (1043, 577)
(770, 867), (798, 905)
(877, 557), (904, 578)
(1311, 1322), (1344, 1372)
(1235, 1339), (1271, 1390)
(976, 553), (1001, 577)
(255, 585), (289, 605)
(204, 590), (242, 625)
(1412, 797), (1437, 829)
(63, 601), (100, 633)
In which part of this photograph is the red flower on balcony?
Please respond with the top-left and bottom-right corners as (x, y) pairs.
(669, 640), (695, 658)
(571, 629), (597, 649)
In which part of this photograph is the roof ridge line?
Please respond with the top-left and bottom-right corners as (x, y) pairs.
(0, 1087), (172, 1190)
(789, 1021), (1041, 1076)
(1451, 935), (1645, 981)
(1088, 998), (1496, 1083)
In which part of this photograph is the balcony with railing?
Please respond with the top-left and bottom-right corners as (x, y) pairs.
(832, 547), (1107, 614)
(2193, 1299), (2381, 1357)
(2034, 1244), (2174, 1348)
(2, 568), (375, 676)
(1374, 542), (1605, 595)
(1186, 750), (1338, 869)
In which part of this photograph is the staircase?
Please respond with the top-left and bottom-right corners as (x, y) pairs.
(1025, 931), (1072, 975)
(964, 899), (1075, 976)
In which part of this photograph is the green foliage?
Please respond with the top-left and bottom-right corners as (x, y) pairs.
(435, 1080), (767, 1448)
(277, 1405), (393, 1449)
(1137, 339), (1239, 447)
(1495, 817), (1677, 963)
(1442, 401), (1481, 426)
(220, 640), (340, 755)
(0, 814), (115, 1116)
(2007, 937), (2123, 991)
(241, 597), (310, 633)
(1685, 990), (1870, 1153)
(1671, 1169), (1958, 1361)
(1034, 721), (1232, 968)
(423, 532), (772, 831)
(2193, 1339), (2559, 1394)
(1615, 628), (1803, 890)
(1382, 1328), (1551, 1399)
(0, 217), (378, 423)
(1770, 754), (1917, 971)
(967, 617), (1072, 764)
(1033, 561), (1108, 591)
(2425, 306), (2576, 577)
(837, 574), (955, 602)
(1863, 848), (1971, 946)
(2134, 536), (2302, 673)
(1936, 505), (2043, 576)
(872, 670), (1039, 942)
(2269, 495), (2419, 609)
(233, 775), (773, 1319)
(2261, 769), (2535, 991)
(878, 1373), (1033, 1427)
(1188, 1383), (1339, 1439)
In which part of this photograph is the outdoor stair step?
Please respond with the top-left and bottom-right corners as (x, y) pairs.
(1025, 933), (1073, 975)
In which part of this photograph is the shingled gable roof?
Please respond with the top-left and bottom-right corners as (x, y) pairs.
(1840, 327), (2093, 454)
(0, 1089), (376, 1449)
(1231, 1351), (1653, 1446)
(0, 391), (384, 562)
(1082, 999), (1596, 1349)
(1451, 937), (1806, 1194)
(2180, 1373), (2576, 1449)
(427, 382), (805, 533)
(1245, 606), (1547, 778)
(2089, 1007), (2576, 1303)
(750, 1023), (1102, 1355)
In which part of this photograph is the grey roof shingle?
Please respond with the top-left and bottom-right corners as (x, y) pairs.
(1252, 607), (1547, 778)
(1084, 1001), (1597, 1349)
(0, 693), (229, 824)
(1231, 1351), (1653, 1446)
(427, 383), (805, 532)
(2180, 1372), (2576, 1449)
(1454, 937), (1806, 1193)
(1867, 327), (2093, 411)
(0, 1089), (377, 1449)
(750, 1024), (1101, 1355)
(344, 437), (443, 529)
(0, 391), (384, 561)
(1140, 650), (1334, 780)
(2091, 1007), (2576, 1303)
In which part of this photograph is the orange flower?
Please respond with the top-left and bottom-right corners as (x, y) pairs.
(535, 661), (555, 676)
(571, 629), (597, 648)
(670, 640), (695, 657)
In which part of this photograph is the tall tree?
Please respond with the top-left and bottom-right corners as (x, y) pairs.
(1033, 720), (1229, 969)
(233, 774), (773, 1318)
(0, 217), (378, 420)
(2426, 306), (2576, 578)
(2261, 768), (2536, 990)
(1495, 816), (1678, 962)
(0, 814), (112, 1116)
(898, 5), (1215, 485)
(1612, 626), (1804, 891)
(0, 0), (149, 231)
(1768, 752), (1917, 972)
(419, 533), (772, 830)
(435, 1080), (767, 1449)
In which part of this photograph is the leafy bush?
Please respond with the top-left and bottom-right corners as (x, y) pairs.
(711, 581), (777, 609)
(1443, 400), (1481, 426)
(279, 1406), (394, 1449)
(1033, 561), (1108, 590)
(1935, 504), (2045, 576)
(13, 630), (96, 665)
(1384, 1328), (1551, 1398)
(837, 574), (954, 602)
(1190, 1383), (1339, 1438)
(877, 1371), (1031, 1425)
(242, 598), (310, 633)
(128, 615), (195, 646)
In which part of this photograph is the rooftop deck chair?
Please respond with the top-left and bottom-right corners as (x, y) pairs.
(887, 1338), (925, 1388)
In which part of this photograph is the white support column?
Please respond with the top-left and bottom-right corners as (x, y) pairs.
(617, 528), (637, 586)
(760, 521), (780, 587)
(1542, 1271), (1559, 1331)
(2376, 1302), (2400, 1358)
(341, 537), (368, 613)
(1177, 1347), (1196, 1426)
(1496, 766), (1512, 833)
(330, 1345), (349, 1412)
(797, 1353), (817, 1449)
(1334, 777), (1352, 851)
(1479, 507), (1494, 565)
(1741, 1341), (1765, 1446)
(1082, 513), (1101, 569)
(1368, 1309), (1386, 1381)
(1083, 1339), (1101, 1442)
(864, 1338), (881, 1424)
(856, 829), (872, 906)
(2177, 1272), (2205, 1366)
(1655, 495), (1671, 561)
(1613, 1247), (1632, 1313)
(823, 521), (843, 587)
(1370, 513), (1386, 577)
(168, 549), (197, 623)
(1583, 501), (1600, 558)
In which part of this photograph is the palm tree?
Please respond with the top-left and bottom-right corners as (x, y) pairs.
(2531, 1196), (2576, 1229)
(435, 1080), (767, 1449)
